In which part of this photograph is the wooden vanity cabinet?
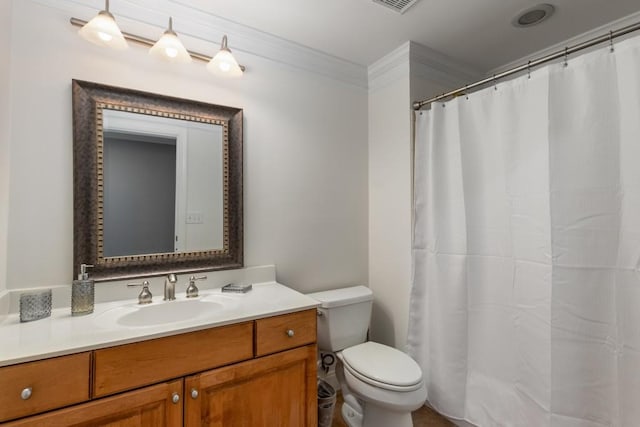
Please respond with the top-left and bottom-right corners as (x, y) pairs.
(185, 345), (317, 427)
(185, 310), (318, 427)
(4, 379), (183, 427)
(0, 352), (91, 422)
(0, 309), (318, 427)
(255, 309), (317, 357)
(93, 322), (254, 397)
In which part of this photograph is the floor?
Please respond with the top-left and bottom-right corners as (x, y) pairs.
(331, 392), (453, 427)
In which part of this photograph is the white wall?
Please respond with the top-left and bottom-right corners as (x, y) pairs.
(367, 42), (480, 349)
(367, 47), (412, 348)
(4, 0), (368, 294)
(0, 0), (12, 295)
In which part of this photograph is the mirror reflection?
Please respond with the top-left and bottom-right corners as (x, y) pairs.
(102, 110), (224, 257)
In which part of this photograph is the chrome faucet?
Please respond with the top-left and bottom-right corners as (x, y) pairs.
(164, 273), (178, 301)
(186, 275), (207, 298)
(127, 280), (152, 304)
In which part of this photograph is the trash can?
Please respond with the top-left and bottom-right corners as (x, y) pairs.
(318, 379), (337, 427)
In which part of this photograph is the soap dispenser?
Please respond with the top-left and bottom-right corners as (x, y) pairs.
(72, 264), (95, 316)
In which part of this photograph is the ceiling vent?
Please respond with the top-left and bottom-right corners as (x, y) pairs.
(512, 4), (556, 27)
(372, 0), (421, 14)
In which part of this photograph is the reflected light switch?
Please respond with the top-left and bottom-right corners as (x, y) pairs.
(186, 212), (203, 224)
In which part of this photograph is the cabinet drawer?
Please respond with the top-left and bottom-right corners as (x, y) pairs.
(3, 379), (183, 427)
(255, 309), (316, 357)
(93, 321), (253, 397)
(0, 352), (91, 422)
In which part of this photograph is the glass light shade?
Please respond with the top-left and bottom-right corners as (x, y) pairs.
(206, 37), (243, 78)
(78, 10), (127, 50)
(149, 30), (192, 63)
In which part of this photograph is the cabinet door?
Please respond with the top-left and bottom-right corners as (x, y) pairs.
(185, 345), (317, 427)
(4, 379), (183, 427)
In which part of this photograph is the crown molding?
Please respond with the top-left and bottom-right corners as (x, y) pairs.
(30, 0), (368, 88)
(409, 41), (483, 88)
(489, 10), (640, 75)
(367, 40), (482, 92)
(367, 42), (411, 92)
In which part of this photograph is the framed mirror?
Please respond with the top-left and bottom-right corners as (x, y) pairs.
(72, 80), (243, 281)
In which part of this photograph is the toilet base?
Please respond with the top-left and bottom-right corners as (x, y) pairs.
(339, 399), (414, 427)
(362, 402), (413, 427)
(341, 400), (364, 427)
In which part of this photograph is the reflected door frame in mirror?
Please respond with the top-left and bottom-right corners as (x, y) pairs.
(72, 80), (243, 281)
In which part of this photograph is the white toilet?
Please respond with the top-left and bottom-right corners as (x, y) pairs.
(307, 286), (427, 427)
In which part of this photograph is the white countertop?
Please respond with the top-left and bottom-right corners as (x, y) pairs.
(0, 282), (319, 367)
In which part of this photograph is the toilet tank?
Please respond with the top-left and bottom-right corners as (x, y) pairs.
(307, 286), (373, 352)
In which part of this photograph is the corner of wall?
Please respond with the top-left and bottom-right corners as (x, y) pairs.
(409, 41), (482, 89)
(0, 289), (8, 316)
(0, 0), (13, 294)
(368, 41), (411, 94)
(367, 40), (483, 350)
(409, 41), (483, 106)
(367, 43), (412, 349)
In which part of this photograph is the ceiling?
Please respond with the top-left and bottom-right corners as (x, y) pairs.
(171, 0), (640, 73)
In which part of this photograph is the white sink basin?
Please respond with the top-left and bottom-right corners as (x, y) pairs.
(96, 298), (233, 328)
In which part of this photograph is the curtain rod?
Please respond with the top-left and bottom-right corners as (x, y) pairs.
(413, 20), (640, 110)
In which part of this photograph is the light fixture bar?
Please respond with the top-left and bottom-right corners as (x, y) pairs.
(70, 17), (246, 71)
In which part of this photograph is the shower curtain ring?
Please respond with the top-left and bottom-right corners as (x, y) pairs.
(564, 47), (569, 67)
(465, 85), (469, 100)
(493, 75), (498, 91)
(527, 61), (532, 79)
(609, 30), (615, 52)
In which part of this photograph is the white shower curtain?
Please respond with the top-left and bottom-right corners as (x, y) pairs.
(408, 34), (640, 427)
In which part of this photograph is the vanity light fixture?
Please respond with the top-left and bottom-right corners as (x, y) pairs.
(72, 10), (246, 76)
(149, 17), (192, 63)
(77, 0), (127, 50)
(207, 35), (244, 77)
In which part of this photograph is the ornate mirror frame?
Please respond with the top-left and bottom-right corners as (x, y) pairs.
(72, 80), (243, 281)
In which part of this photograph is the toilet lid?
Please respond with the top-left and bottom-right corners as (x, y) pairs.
(341, 342), (423, 391)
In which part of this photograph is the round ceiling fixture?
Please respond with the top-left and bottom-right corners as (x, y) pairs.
(512, 4), (555, 28)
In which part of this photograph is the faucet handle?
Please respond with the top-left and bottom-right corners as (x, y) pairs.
(186, 275), (206, 298)
(127, 280), (152, 304)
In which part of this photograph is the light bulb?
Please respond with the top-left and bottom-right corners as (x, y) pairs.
(78, 7), (127, 50)
(149, 18), (192, 63)
(98, 32), (113, 42)
(206, 35), (243, 78)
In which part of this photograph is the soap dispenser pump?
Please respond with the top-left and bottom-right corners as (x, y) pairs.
(72, 264), (95, 316)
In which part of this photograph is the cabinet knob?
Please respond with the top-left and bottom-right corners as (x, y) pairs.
(172, 392), (180, 404)
(21, 387), (32, 400)
(191, 388), (199, 399)
(286, 329), (295, 337)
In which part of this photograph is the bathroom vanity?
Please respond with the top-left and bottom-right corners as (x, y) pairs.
(0, 81), (323, 425)
(0, 282), (319, 426)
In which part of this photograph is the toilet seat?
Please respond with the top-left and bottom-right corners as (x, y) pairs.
(341, 342), (423, 392)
